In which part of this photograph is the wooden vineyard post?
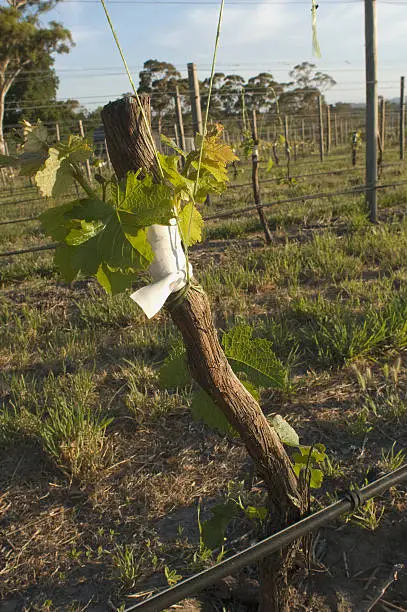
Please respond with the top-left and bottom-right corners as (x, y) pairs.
(251, 110), (273, 244)
(301, 119), (305, 157)
(318, 95), (324, 162)
(55, 122), (61, 142)
(187, 64), (210, 204)
(174, 85), (186, 152)
(104, 138), (113, 173)
(399, 76), (405, 161)
(364, 0), (378, 223)
(326, 105), (331, 154)
(78, 119), (92, 182)
(379, 96), (386, 152)
(187, 62), (203, 136)
(333, 112), (338, 148)
(283, 115), (291, 179)
(174, 123), (180, 147)
(101, 96), (303, 611)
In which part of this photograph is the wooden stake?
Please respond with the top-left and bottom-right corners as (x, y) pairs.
(55, 123), (60, 142)
(104, 138), (113, 173)
(364, 0), (378, 223)
(174, 85), (186, 151)
(187, 62), (203, 136)
(101, 95), (302, 611)
(399, 76), (405, 160)
(334, 112), (338, 147)
(284, 115), (291, 179)
(326, 105), (331, 154)
(78, 120), (92, 183)
(252, 110), (273, 244)
(379, 96), (386, 151)
(318, 95), (324, 162)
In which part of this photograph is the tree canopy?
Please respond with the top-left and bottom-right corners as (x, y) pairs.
(0, 0), (73, 153)
(137, 59), (336, 135)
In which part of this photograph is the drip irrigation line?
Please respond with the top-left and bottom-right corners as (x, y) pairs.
(124, 464), (407, 612)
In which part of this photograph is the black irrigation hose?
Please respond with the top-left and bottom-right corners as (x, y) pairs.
(124, 464), (407, 612)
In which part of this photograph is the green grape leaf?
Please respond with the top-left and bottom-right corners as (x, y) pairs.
(267, 414), (299, 447)
(97, 215), (153, 272)
(35, 148), (73, 197)
(53, 239), (100, 283)
(195, 159), (228, 186)
(190, 388), (238, 437)
(177, 202), (203, 246)
(58, 135), (92, 163)
(296, 444), (326, 463)
(222, 325), (289, 390)
(195, 125), (239, 166)
(160, 134), (186, 158)
(266, 158), (274, 173)
(23, 121), (48, 153)
(279, 135), (286, 145)
(40, 199), (112, 244)
(54, 244), (78, 283)
(0, 154), (20, 168)
(96, 263), (139, 295)
(244, 505), (268, 521)
(157, 153), (195, 198)
(0, 151), (47, 176)
(159, 344), (191, 388)
(241, 380), (260, 401)
(201, 501), (238, 550)
(121, 225), (154, 263)
(19, 151), (49, 176)
(184, 124), (238, 199)
(309, 468), (324, 489)
(43, 198), (154, 293)
(117, 171), (174, 227)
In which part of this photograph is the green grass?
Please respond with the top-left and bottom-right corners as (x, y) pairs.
(1, 149), (407, 609)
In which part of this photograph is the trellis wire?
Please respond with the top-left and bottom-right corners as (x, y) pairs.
(203, 179), (407, 221)
(124, 464), (407, 612)
(1, 163), (405, 227)
(1, 179), (407, 257)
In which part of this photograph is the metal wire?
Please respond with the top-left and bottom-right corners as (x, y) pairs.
(124, 464), (407, 612)
(1, 180), (407, 258)
(0, 216), (38, 226)
(204, 180), (407, 222)
(0, 244), (57, 257)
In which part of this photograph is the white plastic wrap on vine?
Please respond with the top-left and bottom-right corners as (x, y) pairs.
(130, 219), (192, 319)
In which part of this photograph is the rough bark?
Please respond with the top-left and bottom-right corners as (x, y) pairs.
(101, 95), (304, 610)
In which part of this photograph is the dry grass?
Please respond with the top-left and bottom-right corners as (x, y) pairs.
(1, 153), (407, 610)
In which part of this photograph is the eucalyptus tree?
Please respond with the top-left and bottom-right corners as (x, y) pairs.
(0, 0), (73, 154)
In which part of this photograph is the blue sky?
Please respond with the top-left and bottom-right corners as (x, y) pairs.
(47, 0), (407, 109)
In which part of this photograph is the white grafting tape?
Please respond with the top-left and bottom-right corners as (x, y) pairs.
(130, 219), (192, 319)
